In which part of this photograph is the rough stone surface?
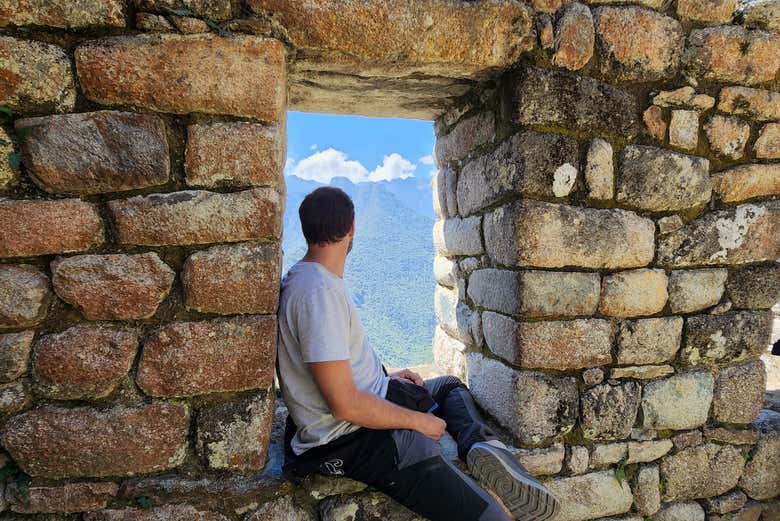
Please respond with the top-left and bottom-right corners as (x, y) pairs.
(643, 105), (667, 141)
(599, 269), (668, 318)
(434, 285), (472, 344)
(585, 138), (613, 200)
(0, 330), (33, 382)
(545, 470), (633, 521)
(197, 391), (274, 471)
(641, 371), (714, 429)
(593, 6), (683, 81)
(433, 256), (457, 288)
(672, 430), (703, 451)
(319, 491), (422, 521)
(703, 427), (760, 445)
(589, 442), (628, 468)
(0, 0), (126, 28)
(85, 505), (228, 521)
(32, 325), (138, 400)
(652, 87), (715, 111)
(432, 167), (457, 219)
(467, 353), (578, 445)
(0, 265), (51, 329)
(668, 110), (699, 151)
(0, 380), (30, 415)
(567, 445), (590, 475)
(667, 269), (727, 314)
(456, 130), (578, 216)
(580, 381), (641, 440)
(657, 215), (684, 235)
(702, 490), (748, 514)
(432, 217), (482, 257)
(482, 312), (614, 369)
(246, 496), (313, 521)
(704, 115), (750, 160)
(0, 198), (104, 258)
(434, 112), (495, 165)
(0, 128), (16, 190)
(0, 403), (189, 479)
(726, 263), (780, 309)
(432, 327), (466, 381)
(170, 15), (208, 33)
(538, 14), (555, 49)
(712, 164), (780, 203)
(680, 311), (772, 367)
(583, 367), (604, 387)
(182, 242), (280, 315)
(109, 188), (282, 246)
(627, 439), (673, 464)
(660, 443), (745, 501)
(136, 12), (173, 31)
(677, 0), (736, 23)
(741, 0), (780, 31)
(739, 409), (780, 500)
(51, 253), (174, 321)
(137, 315), (276, 398)
(657, 201), (780, 267)
(713, 360), (766, 424)
(484, 200), (654, 269)
(616, 145), (711, 213)
(617, 316), (682, 364)
(755, 123), (780, 159)
(611, 365), (674, 379)
(135, 0), (233, 20)
(504, 66), (637, 137)
(718, 86), (780, 122)
(185, 122), (283, 189)
(632, 465), (660, 515)
(553, 2), (594, 71)
(683, 26), (780, 86)
(0, 36), (75, 113)
(76, 34), (286, 122)
(654, 501), (705, 521)
(7, 481), (118, 514)
(16, 111), (169, 195)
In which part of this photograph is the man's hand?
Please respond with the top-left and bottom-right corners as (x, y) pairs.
(389, 368), (423, 386)
(418, 413), (447, 441)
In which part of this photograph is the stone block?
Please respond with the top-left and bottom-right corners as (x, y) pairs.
(580, 381), (641, 441)
(611, 365), (674, 379)
(585, 0), (670, 8)
(434, 112), (495, 166)
(484, 200), (654, 269)
(741, 0), (780, 31)
(482, 312), (613, 370)
(657, 201), (780, 267)
(136, 12), (173, 31)
(617, 317), (682, 364)
(616, 145), (710, 213)
(553, 2), (595, 71)
(0, 0), (126, 28)
(585, 138), (613, 200)
(0, 331), (33, 383)
(432, 216), (482, 257)
(51, 253), (174, 321)
(643, 105), (667, 141)
(109, 188), (282, 246)
(590, 442), (628, 468)
(755, 123), (780, 159)
(86, 505), (227, 521)
(182, 242), (280, 315)
(545, 470), (633, 521)
(718, 86), (780, 122)
(627, 439), (672, 463)
(660, 442), (745, 501)
(246, 496), (313, 521)
(641, 371), (713, 430)
(726, 263), (780, 309)
(432, 167), (457, 219)
(0, 128), (16, 190)
(677, 0), (736, 23)
(0, 37), (75, 113)
(135, 0), (233, 20)
(7, 481), (118, 514)
(76, 34), (286, 122)
(185, 122), (283, 189)
(657, 215), (684, 235)
(16, 111), (169, 195)
(32, 325), (138, 400)
(704, 115), (750, 160)
(599, 269), (668, 318)
(654, 501), (705, 521)
(713, 360), (766, 424)
(593, 6), (683, 81)
(703, 427), (759, 445)
(667, 269), (727, 314)
(652, 86), (715, 111)
(712, 163), (780, 203)
(502, 66), (637, 137)
(0, 403), (189, 479)
(566, 445), (590, 475)
(702, 490), (748, 514)
(0, 265), (50, 329)
(510, 443), (565, 476)
(683, 26), (780, 85)
(739, 409), (780, 500)
(632, 464), (660, 515)
(668, 110), (699, 151)
(0, 380), (31, 415)
(433, 256), (458, 288)
(680, 311), (772, 367)
(456, 130), (578, 217)
(434, 285), (472, 343)
(319, 491), (422, 521)
(137, 315), (276, 398)
(671, 430), (702, 451)
(0, 198), (104, 258)
(432, 327), (466, 381)
(583, 367), (604, 387)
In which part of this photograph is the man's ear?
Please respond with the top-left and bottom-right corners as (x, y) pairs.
(349, 219), (355, 236)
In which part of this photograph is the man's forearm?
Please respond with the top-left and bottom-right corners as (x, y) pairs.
(336, 388), (423, 430)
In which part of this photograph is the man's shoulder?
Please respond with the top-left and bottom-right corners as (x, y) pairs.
(281, 268), (346, 308)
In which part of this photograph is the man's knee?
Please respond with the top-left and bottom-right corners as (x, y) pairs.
(391, 429), (442, 469)
(425, 375), (467, 403)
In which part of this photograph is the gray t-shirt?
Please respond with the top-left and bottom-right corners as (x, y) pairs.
(276, 260), (390, 455)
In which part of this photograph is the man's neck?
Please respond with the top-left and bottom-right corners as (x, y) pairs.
(301, 250), (345, 278)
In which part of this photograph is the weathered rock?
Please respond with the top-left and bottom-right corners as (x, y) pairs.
(709, 502), (763, 521)
(546, 470), (633, 521)
(584, 0), (671, 9)
(617, 317), (682, 364)
(434, 112), (495, 165)
(432, 167), (456, 219)
(32, 326), (138, 400)
(456, 130), (578, 216)
(589, 442), (628, 468)
(85, 505), (228, 521)
(702, 490), (748, 514)
(0, 198), (104, 258)
(135, 12), (173, 31)
(109, 188), (282, 246)
(583, 367), (604, 387)
(467, 353), (578, 445)
(654, 501), (705, 521)
(434, 285), (472, 344)
(246, 496), (313, 521)
(703, 427), (760, 445)
(580, 381), (641, 440)
(611, 365), (674, 379)
(593, 6), (683, 81)
(182, 242), (280, 315)
(616, 145), (710, 213)
(0, 0), (126, 28)
(482, 312), (613, 369)
(680, 311), (772, 367)
(713, 360), (766, 424)
(0, 128), (16, 190)
(0, 403), (189, 479)
(677, 0), (736, 23)
(508, 443), (565, 476)
(319, 491), (423, 521)
(538, 14), (555, 49)
(433, 256), (458, 288)
(0, 380), (30, 415)
(643, 105), (667, 141)
(484, 200), (654, 269)
(533, 0), (563, 13)
(0, 331), (33, 382)
(667, 269), (727, 314)
(653, 86), (715, 111)
(741, 0), (780, 32)
(0, 37), (75, 113)
(657, 215), (684, 235)
(7, 481), (118, 514)
(16, 111), (169, 195)
(170, 15), (208, 33)
(726, 263), (780, 309)
(755, 123), (780, 159)
(683, 26), (780, 86)
(503, 66), (637, 136)
(137, 315), (276, 398)
(739, 409), (780, 500)
(432, 216), (482, 257)
(660, 442), (745, 501)
(585, 138), (613, 200)
(432, 327), (467, 381)
(668, 110), (698, 151)
(0, 265), (51, 328)
(627, 439), (673, 463)
(599, 269), (668, 317)
(135, 0), (233, 20)
(553, 2), (594, 71)
(712, 164), (780, 203)
(718, 86), (780, 122)
(51, 253), (174, 321)
(704, 115), (750, 160)
(467, 269), (600, 317)
(672, 430), (703, 451)
(657, 201), (780, 267)
(76, 34), (286, 122)
(632, 465), (660, 515)
(566, 445), (590, 475)
(197, 391), (274, 471)
(642, 371), (713, 429)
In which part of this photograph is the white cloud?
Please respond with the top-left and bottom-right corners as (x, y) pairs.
(418, 154), (434, 165)
(287, 148), (417, 184)
(367, 153), (416, 182)
(310, 143), (318, 150)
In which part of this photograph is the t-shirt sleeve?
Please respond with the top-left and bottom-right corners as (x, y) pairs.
(296, 287), (351, 363)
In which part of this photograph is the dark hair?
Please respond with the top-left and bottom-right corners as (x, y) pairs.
(299, 186), (354, 245)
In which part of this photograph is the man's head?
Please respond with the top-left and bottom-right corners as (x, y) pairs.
(299, 186), (355, 253)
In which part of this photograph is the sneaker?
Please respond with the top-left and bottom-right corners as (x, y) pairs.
(466, 440), (559, 521)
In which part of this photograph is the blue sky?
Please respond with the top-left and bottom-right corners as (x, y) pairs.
(285, 111), (437, 184)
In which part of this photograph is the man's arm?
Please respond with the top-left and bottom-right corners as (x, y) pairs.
(308, 360), (446, 441)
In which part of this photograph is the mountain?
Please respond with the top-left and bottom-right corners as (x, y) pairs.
(282, 174), (436, 367)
